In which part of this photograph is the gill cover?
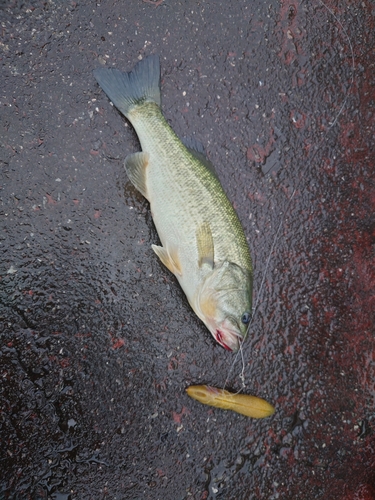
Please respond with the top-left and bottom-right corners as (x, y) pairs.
(194, 260), (252, 350)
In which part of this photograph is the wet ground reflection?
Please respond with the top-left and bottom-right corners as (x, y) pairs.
(1, 0), (374, 498)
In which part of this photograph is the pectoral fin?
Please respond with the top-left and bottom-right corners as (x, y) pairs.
(152, 244), (182, 276)
(124, 152), (150, 200)
(196, 222), (214, 269)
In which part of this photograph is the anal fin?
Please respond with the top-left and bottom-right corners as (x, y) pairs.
(152, 244), (182, 276)
(124, 152), (150, 200)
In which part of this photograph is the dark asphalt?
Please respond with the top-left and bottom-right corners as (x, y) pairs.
(1, 0), (375, 499)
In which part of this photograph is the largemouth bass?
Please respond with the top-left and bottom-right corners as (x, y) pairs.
(94, 55), (253, 351)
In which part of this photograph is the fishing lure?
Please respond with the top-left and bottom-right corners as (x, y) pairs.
(186, 385), (275, 418)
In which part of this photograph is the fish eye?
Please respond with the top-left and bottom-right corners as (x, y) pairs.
(241, 312), (251, 325)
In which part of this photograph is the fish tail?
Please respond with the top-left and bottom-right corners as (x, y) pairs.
(93, 55), (161, 117)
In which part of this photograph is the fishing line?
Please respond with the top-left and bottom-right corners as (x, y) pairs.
(223, 0), (355, 393)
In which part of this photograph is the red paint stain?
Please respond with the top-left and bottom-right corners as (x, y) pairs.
(45, 193), (57, 205)
(290, 109), (307, 129)
(74, 332), (92, 338)
(112, 338), (125, 349)
(59, 358), (70, 368)
(247, 135), (275, 163)
(276, 1), (305, 66)
(168, 358), (178, 370)
(349, 483), (375, 500)
(172, 407), (190, 424)
(108, 331), (125, 349)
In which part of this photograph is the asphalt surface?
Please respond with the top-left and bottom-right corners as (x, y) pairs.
(1, 0), (375, 499)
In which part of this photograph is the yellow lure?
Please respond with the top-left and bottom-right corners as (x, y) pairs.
(186, 385), (275, 419)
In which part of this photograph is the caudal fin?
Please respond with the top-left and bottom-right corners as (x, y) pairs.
(93, 55), (161, 117)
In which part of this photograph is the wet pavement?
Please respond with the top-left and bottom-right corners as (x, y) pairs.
(1, 0), (375, 499)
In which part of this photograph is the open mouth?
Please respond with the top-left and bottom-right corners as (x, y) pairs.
(215, 329), (242, 352)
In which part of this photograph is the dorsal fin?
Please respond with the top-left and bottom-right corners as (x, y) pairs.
(182, 137), (220, 181)
(196, 221), (215, 269)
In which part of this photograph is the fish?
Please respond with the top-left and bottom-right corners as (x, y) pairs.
(186, 385), (275, 418)
(93, 55), (253, 351)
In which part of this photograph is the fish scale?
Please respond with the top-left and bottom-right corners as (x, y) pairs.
(94, 55), (253, 351)
(134, 105), (250, 265)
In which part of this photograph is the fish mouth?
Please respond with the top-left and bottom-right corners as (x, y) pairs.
(215, 329), (242, 352)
